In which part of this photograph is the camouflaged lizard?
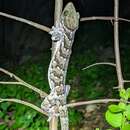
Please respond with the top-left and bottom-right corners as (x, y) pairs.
(41, 2), (79, 130)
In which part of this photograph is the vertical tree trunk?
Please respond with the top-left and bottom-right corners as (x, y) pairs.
(114, 0), (124, 89)
(49, 0), (63, 129)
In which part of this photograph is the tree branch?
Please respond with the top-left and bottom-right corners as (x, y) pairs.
(0, 12), (51, 33)
(123, 80), (130, 83)
(0, 81), (23, 85)
(66, 99), (121, 107)
(113, 0), (124, 90)
(54, 0), (63, 25)
(82, 62), (116, 70)
(0, 98), (48, 116)
(80, 16), (130, 23)
(0, 68), (48, 98)
(51, 0), (63, 57)
(49, 0), (63, 129)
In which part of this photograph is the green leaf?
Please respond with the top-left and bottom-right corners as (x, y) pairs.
(122, 124), (130, 130)
(0, 124), (7, 129)
(120, 89), (128, 100)
(0, 111), (4, 118)
(0, 102), (10, 111)
(126, 88), (130, 98)
(105, 110), (122, 128)
(108, 104), (123, 113)
(95, 128), (100, 130)
(125, 105), (130, 120)
(118, 102), (126, 111)
(69, 109), (82, 126)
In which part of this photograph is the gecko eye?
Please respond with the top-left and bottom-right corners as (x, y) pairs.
(64, 10), (69, 16)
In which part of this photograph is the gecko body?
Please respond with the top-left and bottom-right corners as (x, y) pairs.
(41, 2), (79, 129)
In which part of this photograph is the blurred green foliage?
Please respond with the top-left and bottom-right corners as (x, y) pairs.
(105, 88), (130, 130)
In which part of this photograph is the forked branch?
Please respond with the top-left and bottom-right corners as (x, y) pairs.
(83, 0), (125, 90)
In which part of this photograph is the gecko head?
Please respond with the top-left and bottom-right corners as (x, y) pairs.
(62, 2), (80, 30)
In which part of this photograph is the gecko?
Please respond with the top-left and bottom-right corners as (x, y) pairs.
(41, 2), (79, 130)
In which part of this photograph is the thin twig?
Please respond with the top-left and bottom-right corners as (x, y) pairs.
(82, 62), (116, 70)
(113, 86), (120, 89)
(0, 81), (23, 85)
(66, 99), (121, 107)
(0, 68), (48, 98)
(123, 80), (130, 83)
(80, 16), (130, 23)
(113, 0), (124, 90)
(0, 12), (51, 32)
(0, 98), (48, 116)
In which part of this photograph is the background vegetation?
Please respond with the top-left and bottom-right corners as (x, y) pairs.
(0, 21), (130, 129)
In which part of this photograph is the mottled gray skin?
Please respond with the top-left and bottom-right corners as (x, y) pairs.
(48, 2), (80, 96)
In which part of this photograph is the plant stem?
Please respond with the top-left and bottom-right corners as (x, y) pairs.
(51, 0), (63, 56)
(54, 0), (63, 25)
(114, 0), (124, 89)
(49, 0), (63, 129)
